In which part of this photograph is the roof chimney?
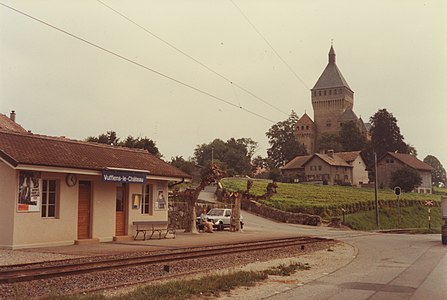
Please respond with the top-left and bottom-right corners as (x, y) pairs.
(10, 110), (16, 122)
(327, 150), (334, 158)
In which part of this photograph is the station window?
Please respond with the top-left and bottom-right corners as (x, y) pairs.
(141, 184), (153, 215)
(42, 179), (58, 218)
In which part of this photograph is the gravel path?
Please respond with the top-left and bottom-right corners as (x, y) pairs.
(0, 249), (85, 266)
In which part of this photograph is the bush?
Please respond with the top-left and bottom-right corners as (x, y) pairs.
(390, 167), (422, 192)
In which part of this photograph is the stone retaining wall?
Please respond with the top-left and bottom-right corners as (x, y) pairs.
(241, 199), (321, 226)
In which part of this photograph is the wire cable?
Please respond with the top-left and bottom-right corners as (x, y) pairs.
(0, 2), (276, 123)
(96, 0), (289, 116)
(230, 0), (309, 90)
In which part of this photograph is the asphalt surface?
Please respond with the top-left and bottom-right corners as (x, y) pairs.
(243, 212), (447, 300)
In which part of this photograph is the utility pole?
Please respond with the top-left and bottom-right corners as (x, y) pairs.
(374, 152), (380, 227)
(211, 147), (214, 166)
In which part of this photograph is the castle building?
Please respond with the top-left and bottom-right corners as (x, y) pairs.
(296, 46), (368, 154)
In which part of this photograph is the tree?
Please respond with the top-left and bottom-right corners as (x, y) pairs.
(316, 133), (342, 153)
(423, 155), (446, 186)
(266, 111), (307, 168)
(370, 109), (410, 158)
(121, 135), (160, 157)
(193, 138), (257, 176)
(339, 121), (367, 151)
(390, 166), (422, 192)
(170, 156), (195, 175)
(86, 131), (161, 157)
(86, 131), (119, 145)
(184, 164), (224, 234)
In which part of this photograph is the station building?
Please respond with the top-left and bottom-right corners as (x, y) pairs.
(0, 113), (190, 249)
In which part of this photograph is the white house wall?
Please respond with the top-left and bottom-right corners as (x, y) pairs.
(351, 156), (369, 187)
(12, 172), (78, 249)
(0, 161), (17, 248)
(1, 167), (171, 249)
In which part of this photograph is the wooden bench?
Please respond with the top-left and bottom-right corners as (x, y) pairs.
(133, 221), (176, 240)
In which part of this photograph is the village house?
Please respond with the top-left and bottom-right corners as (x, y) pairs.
(376, 152), (433, 193)
(0, 112), (190, 249)
(281, 150), (368, 187)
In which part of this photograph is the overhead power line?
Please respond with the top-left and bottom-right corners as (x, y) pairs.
(0, 2), (276, 123)
(96, 0), (289, 116)
(230, 0), (309, 90)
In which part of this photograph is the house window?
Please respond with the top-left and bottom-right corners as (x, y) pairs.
(329, 90), (332, 95)
(319, 91), (321, 96)
(324, 90), (327, 96)
(141, 184), (153, 215)
(42, 179), (58, 218)
(318, 166), (322, 171)
(334, 89), (337, 95)
(306, 125), (309, 130)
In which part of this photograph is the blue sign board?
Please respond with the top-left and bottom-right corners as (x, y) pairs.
(102, 170), (147, 184)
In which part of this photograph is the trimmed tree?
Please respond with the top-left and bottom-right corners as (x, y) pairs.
(390, 166), (422, 192)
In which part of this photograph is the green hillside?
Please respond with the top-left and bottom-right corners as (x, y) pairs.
(221, 178), (443, 231)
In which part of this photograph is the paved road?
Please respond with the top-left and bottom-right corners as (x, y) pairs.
(243, 212), (447, 300)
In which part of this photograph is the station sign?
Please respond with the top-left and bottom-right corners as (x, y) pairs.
(102, 170), (147, 184)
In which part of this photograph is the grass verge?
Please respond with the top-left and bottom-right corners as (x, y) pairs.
(42, 262), (311, 300)
(343, 206), (442, 233)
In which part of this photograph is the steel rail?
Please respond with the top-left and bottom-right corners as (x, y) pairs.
(0, 236), (330, 283)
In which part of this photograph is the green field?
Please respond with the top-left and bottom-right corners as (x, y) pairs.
(221, 178), (443, 231)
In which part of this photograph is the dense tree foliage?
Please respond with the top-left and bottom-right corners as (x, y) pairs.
(423, 155), (446, 186)
(390, 166), (422, 192)
(193, 138), (257, 176)
(266, 111), (307, 168)
(86, 130), (119, 145)
(86, 131), (160, 157)
(370, 109), (410, 158)
(316, 133), (342, 153)
(339, 121), (367, 151)
(169, 156), (196, 176)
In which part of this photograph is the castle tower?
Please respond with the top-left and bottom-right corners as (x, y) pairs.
(295, 113), (315, 153)
(311, 46), (354, 139)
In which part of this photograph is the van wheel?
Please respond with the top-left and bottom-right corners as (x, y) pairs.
(240, 222), (244, 229)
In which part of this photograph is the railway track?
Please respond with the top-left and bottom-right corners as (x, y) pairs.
(0, 236), (330, 284)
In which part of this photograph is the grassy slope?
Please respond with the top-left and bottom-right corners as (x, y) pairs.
(222, 178), (444, 231)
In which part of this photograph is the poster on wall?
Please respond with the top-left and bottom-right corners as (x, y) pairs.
(155, 190), (166, 210)
(18, 171), (41, 212)
(132, 194), (141, 209)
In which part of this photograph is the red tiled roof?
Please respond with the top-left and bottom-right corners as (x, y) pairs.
(282, 155), (312, 170)
(0, 114), (28, 133)
(309, 153), (352, 167)
(383, 152), (434, 172)
(0, 130), (191, 179)
(336, 151), (362, 163)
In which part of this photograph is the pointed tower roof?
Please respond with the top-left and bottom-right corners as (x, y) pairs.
(338, 107), (358, 123)
(312, 46), (352, 91)
(297, 112), (314, 124)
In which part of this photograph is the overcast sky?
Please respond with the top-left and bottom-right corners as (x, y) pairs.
(1, 0), (446, 167)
